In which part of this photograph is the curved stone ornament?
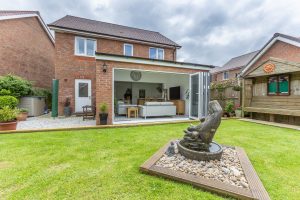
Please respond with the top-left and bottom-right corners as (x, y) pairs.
(179, 100), (223, 161)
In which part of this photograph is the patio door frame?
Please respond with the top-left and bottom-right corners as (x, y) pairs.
(189, 72), (210, 119)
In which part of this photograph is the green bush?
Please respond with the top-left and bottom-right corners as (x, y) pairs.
(225, 100), (234, 114)
(0, 89), (11, 96)
(99, 103), (108, 113)
(0, 95), (18, 109)
(0, 106), (18, 122)
(0, 75), (32, 98)
(19, 108), (28, 113)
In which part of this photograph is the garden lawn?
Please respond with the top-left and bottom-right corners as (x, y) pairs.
(0, 119), (299, 200)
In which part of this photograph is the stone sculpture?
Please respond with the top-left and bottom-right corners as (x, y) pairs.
(181, 100), (222, 151)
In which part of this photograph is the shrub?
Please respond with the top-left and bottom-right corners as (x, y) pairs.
(99, 103), (108, 113)
(19, 108), (28, 113)
(225, 100), (234, 114)
(0, 95), (18, 109)
(0, 75), (32, 98)
(0, 106), (18, 122)
(0, 89), (11, 96)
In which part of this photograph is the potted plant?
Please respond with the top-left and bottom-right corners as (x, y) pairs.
(64, 97), (72, 117)
(16, 108), (29, 121)
(235, 107), (242, 118)
(0, 106), (18, 130)
(99, 103), (108, 125)
(224, 100), (234, 117)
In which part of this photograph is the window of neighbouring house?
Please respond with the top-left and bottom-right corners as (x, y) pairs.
(124, 44), (133, 56)
(75, 37), (96, 56)
(223, 71), (229, 80)
(267, 75), (290, 95)
(149, 47), (164, 60)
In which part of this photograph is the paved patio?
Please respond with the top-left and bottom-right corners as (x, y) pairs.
(17, 114), (96, 130)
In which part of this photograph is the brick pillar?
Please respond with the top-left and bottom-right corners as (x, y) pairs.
(95, 60), (113, 125)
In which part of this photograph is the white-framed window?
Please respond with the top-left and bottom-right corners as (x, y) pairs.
(149, 47), (164, 60)
(124, 43), (133, 56)
(75, 36), (96, 57)
(223, 71), (229, 80)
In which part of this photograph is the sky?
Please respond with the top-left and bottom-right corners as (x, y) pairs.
(1, 0), (300, 66)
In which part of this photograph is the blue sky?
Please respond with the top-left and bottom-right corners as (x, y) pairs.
(1, 0), (300, 66)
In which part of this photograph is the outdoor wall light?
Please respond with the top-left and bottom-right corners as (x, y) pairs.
(102, 62), (108, 73)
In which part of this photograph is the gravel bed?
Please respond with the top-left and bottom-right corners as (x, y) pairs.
(155, 146), (249, 189)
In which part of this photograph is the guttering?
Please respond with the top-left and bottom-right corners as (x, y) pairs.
(0, 14), (55, 44)
(48, 26), (181, 49)
(95, 52), (215, 70)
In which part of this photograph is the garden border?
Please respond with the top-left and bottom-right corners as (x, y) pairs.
(140, 140), (270, 200)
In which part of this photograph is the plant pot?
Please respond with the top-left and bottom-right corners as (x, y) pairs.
(64, 106), (72, 117)
(17, 112), (28, 121)
(235, 110), (242, 118)
(0, 120), (17, 131)
(99, 113), (108, 125)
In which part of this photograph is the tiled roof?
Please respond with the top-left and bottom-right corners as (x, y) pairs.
(49, 15), (181, 48)
(0, 10), (39, 17)
(211, 50), (259, 74)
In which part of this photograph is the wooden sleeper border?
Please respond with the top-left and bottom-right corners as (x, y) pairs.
(140, 140), (270, 200)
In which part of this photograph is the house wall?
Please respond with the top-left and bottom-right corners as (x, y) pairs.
(212, 68), (240, 81)
(95, 60), (207, 124)
(0, 17), (55, 88)
(54, 31), (179, 115)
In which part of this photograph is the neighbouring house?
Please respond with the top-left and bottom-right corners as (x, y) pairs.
(240, 33), (300, 125)
(0, 10), (55, 89)
(48, 15), (214, 124)
(210, 50), (258, 108)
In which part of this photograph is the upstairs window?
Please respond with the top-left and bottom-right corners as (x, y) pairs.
(223, 71), (229, 80)
(124, 44), (133, 56)
(268, 74), (290, 95)
(75, 37), (96, 56)
(149, 47), (164, 60)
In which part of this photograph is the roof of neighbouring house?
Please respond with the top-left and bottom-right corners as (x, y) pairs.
(48, 15), (181, 48)
(0, 10), (54, 44)
(210, 50), (259, 74)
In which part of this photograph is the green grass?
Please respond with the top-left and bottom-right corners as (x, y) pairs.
(0, 120), (299, 199)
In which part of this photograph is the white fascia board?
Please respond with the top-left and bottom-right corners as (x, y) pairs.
(95, 54), (211, 70)
(241, 36), (300, 76)
(0, 14), (55, 44)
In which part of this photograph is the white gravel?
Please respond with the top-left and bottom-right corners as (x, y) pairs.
(155, 146), (249, 189)
(17, 114), (96, 130)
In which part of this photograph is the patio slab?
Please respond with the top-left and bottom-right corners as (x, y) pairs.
(17, 114), (96, 130)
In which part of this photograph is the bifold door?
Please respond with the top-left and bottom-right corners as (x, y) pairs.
(189, 72), (210, 119)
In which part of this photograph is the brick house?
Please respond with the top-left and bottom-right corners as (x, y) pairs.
(0, 11), (55, 88)
(49, 15), (214, 124)
(210, 50), (258, 108)
(241, 33), (300, 125)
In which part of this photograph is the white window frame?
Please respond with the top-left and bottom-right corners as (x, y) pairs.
(123, 43), (133, 56)
(149, 47), (164, 60)
(223, 71), (229, 80)
(74, 36), (97, 57)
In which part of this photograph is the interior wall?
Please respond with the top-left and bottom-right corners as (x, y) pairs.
(114, 69), (190, 115)
(114, 81), (162, 104)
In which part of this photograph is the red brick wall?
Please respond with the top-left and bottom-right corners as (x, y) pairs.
(0, 17), (54, 88)
(247, 41), (300, 73)
(54, 32), (96, 115)
(213, 68), (241, 81)
(95, 60), (208, 124)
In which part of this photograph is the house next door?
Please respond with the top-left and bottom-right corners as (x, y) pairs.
(75, 79), (91, 112)
(189, 72), (210, 119)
